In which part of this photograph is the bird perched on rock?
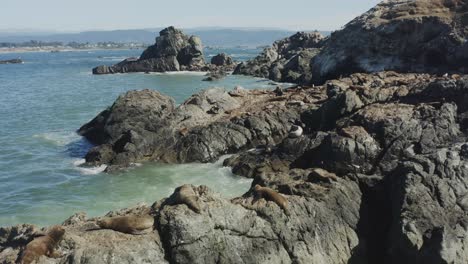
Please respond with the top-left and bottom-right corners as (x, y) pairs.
(288, 125), (303, 138)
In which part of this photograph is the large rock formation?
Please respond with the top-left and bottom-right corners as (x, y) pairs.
(2, 72), (468, 264)
(224, 72), (468, 263)
(92, 27), (207, 74)
(3, 1), (468, 263)
(78, 86), (322, 171)
(311, 0), (468, 83)
(235, 0), (468, 85)
(233, 31), (325, 84)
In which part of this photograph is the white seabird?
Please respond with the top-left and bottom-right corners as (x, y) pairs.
(288, 125), (303, 138)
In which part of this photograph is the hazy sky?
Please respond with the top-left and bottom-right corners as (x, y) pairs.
(2, 0), (381, 32)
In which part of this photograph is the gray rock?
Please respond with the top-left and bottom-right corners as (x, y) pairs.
(0, 59), (23, 64)
(210, 53), (234, 66)
(92, 26), (206, 74)
(233, 31), (325, 85)
(311, 0), (468, 84)
(77, 85), (320, 169)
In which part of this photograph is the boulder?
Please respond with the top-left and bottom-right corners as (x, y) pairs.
(210, 53), (234, 66)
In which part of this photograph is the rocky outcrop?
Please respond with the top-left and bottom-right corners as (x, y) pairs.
(233, 31), (325, 84)
(0, 180), (362, 264)
(223, 72), (468, 263)
(92, 27), (207, 74)
(0, 59), (23, 64)
(311, 0), (468, 83)
(235, 0), (468, 85)
(2, 72), (468, 264)
(77, 86), (325, 171)
(210, 53), (234, 67)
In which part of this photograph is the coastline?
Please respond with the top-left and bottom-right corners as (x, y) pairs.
(0, 46), (144, 54)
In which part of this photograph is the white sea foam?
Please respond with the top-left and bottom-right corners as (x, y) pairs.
(33, 132), (80, 147)
(146, 71), (207, 76)
(73, 159), (107, 175)
(73, 159), (86, 166)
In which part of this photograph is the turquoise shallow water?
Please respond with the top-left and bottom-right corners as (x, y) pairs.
(0, 48), (273, 227)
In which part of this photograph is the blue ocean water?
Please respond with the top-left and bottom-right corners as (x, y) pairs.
(0, 48), (275, 227)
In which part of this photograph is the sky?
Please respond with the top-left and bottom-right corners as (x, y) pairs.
(1, 0), (381, 32)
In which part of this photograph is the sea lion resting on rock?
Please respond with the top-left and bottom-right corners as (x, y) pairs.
(19, 225), (65, 264)
(97, 215), (154, 235)
(174, 184), (202, 213)
(254, 185), (290, 216)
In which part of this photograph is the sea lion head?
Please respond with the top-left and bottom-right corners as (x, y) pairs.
(254, 184), (262, 192)
(47, 226), (65, 241)
(96, 218), (111, 228)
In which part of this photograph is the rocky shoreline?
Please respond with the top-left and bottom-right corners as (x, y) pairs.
(2, 71), (468, 264)
(2, 0), (468, 263)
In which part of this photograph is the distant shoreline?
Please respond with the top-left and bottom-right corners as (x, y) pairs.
(0, 46), (144, 54)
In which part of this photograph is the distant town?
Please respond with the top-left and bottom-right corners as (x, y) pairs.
(0, 40), (148, 53)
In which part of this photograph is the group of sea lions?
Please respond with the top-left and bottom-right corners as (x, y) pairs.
(16, 174), (335, 263)
(17, 214), (155, 263)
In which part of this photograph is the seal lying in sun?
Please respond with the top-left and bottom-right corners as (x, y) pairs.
(96, 215), (154, 235)
(19, 225), (65, 264)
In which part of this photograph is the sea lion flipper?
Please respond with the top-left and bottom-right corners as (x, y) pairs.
(131, 228), (153, 235)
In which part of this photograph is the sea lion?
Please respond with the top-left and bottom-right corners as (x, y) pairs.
(288, 125), (303, 138)
(174, 184), (202, 213)
(97, 215), (154, 235)
(19, 225), (65, 264)
(309, 168), (339, 183)
(254, 185), (290, 216)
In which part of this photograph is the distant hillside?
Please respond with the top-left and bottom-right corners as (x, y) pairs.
(0, 28), (331, 48)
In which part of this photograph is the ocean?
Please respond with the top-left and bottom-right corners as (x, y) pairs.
(0, 48), (278, 227)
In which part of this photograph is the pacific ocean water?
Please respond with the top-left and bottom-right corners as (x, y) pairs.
(0, 48), (278, 227)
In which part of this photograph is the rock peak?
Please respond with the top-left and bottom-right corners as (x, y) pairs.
(159, 26), (183, 36)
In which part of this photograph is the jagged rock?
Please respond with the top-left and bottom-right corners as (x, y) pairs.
(0, 181), (363, 264)
(311, 0), (468, 84)
(210, 53), (234, 66)
(233, 31), (325, 84)
(92, 27), (207, 74)
(383, 145), (468, 264)
(78, 86), (320, 169)
(3, 72), (468, 264)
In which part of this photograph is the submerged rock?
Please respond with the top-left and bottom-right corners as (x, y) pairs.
(0, 59), (23, 64)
